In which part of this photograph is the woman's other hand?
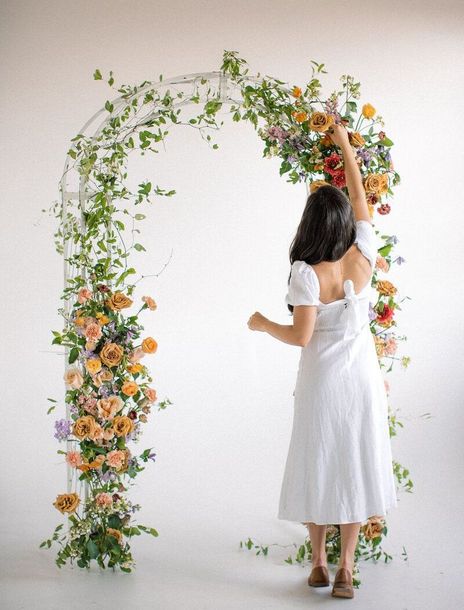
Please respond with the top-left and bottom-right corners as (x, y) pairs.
(247, 311), (268, 332)
(326, 122), (350, 149)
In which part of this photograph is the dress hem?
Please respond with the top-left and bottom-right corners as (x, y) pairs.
(277, 499), (398, 526)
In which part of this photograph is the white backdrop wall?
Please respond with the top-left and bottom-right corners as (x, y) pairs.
(1, 1), (463, 608)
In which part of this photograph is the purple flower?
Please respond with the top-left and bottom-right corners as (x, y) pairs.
(386, 235), (399, 245)
(83, 349), (95, 358)
(54, 418), (72, 441)
(267, 125), (289, 144)
(287, 155), (297, 163)
(368, 303), (377, 321)
(98, 385), (110, 397)
(393, 256), (406, 265)
(148, 451), (157, 462)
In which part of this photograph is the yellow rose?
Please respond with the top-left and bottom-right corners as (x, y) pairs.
(85, 358), (102, 375)
(121, 380), (139, 396)
(53, 492), (80, 514)
(72, 415), (98, 440)
(95, 312), (110, 325)
(105, 291), (133, 311)
(308, 112), (334, 132)
(309, 180), (331, 194)
(100, 342), (124, 367)
(141, 337), (158, 354)
(363, 173), (389, 196)
(362, 103), (376, 119)
(348, 131), (366, 148)
(376, 280), (397, 296)
(127, 363), (143, 374)
(112, 415), (134, 437)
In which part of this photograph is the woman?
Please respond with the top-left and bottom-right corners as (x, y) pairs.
(247, 122), (398, 599)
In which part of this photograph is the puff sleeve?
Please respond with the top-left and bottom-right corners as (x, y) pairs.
(354, 220), (377, 270)
(285, 260), (320, 307)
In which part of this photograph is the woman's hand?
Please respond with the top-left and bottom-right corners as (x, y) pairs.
(326, 122), (350, 149)
(247, 311), (268, 332)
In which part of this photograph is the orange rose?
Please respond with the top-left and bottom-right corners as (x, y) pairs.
(376, 280), (397, 296)
(308, 111), (334, 132)
(309, 180), (331, 194)
(105, 291), (133, 311)
(363, 173), (389, 196)
(362, 516), (385, 540)
(291, 86), (302, 98)
(348, 131), (365, 148)
(106, 527), (123, 544)
(53, 492), (80, 514)
(141, 337), (158, 354)
(112, 415), (134, 437)
(72, 415), (98, 440)
(100, 342), (124, 367)
(142, 296), (157, 311)
(121, 380), (139, 396)
(85, 358), (102, 375)
(76, 454), (106, 472)
(127, 363), (143, 374)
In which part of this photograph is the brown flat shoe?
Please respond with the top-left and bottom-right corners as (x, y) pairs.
(308, 565), (330, 587)
(331, 567), (354, 598)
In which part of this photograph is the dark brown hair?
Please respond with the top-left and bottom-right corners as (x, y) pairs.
(287, 185), (356, 314)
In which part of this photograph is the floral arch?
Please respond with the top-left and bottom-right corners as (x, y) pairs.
(41, 51), (412, 581)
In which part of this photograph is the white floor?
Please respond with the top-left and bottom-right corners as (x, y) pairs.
(1, 501), (462, 610)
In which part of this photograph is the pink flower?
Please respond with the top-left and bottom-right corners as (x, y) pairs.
(375, 255), (390, 273)
(95, 492), (113, 508)
(128, 347), (145, 363)
(77, 287), (93, 304)
(106, 449), (126, 469)
(385, 338), (397, 355)
(84, 322), (103, 342)
(143, 387), (157, 403)
(384, 379), (390, 394)
(66, 450), (83, 468)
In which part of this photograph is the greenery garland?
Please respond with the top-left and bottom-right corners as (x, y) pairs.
(40, 51), (412, 582)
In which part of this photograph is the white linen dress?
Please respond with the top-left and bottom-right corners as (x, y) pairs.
(277, 220), (398, 525)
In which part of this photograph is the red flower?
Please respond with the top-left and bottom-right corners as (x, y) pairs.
(331, 169), (346, 188)
(376, 303), (394, 325)
(323, 152), (342, 175)
(377, 203), (391, 215)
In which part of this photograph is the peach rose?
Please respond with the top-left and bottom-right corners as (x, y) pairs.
(141, 337), (158, 354)
(95, 492), (113, 508)
(143, 387), (157, 403)
(72, 415), (98, 440)
(97, 395), (124, 420)
(142, 296), (157, 311)
(374, 336), (386, 358)
(362, 516), (385, 540)
(362, 103), (376, 119)
(100, 342), (124, 367)
(103, 427), (115, 441)
(85, 358), (102, 375)
(64, 366), (84, 389)
(385, 338), (398, 355)
(77, 287), (92, 304)
(65, 450), (83, 468)
(92, 368), (114, 387)
(308, 111), (334, 132)
(106, 527), (123, 544)
(112, 415), (134, 437)
(84, 322), (103, 342)
(106, 449), (126, 469)
(375, 255), (390, 273)
(104, 291), (133, 311)
(53, 492), (80, 514)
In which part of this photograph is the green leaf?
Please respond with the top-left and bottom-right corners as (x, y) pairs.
(105, 100), (114, 113)
(87, 539), (100, 559)
(134, 213), (146, 220)
(93, 69), (102, 80)
(68, 347), (79, 364)
(134, 243), (146, 252)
